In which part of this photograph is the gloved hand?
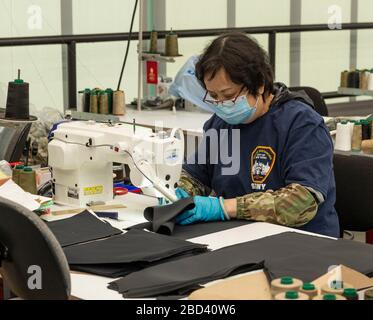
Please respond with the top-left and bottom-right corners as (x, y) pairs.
(175, 188), (190, 199)
(176, 196), (226, 225)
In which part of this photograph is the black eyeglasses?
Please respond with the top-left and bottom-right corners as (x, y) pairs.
(203, 85), (246, 107)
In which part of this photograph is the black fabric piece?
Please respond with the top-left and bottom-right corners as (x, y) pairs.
(64, 229), (207, 264)
(129, 218), (254, 240)
(69, 250), (204, 278)
(45, 210), (122, 247)
(108, 242), (265, 298)
(171, 220), (255, 240)
(108, 232), (373, 298)
(265, 236), (373, 281)
(64, 229), (208, 278)
(110, 261), (263, 298)
(129, 221), (153, 232)
(143, 197), (195, 235)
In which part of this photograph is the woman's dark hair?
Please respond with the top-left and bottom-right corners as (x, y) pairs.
(195, 32), (274, 98)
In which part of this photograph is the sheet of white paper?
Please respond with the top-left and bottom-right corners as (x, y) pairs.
(0, 179), (40, 211)
(70, 273), (156, 300)
(188, 222), (335, 251)
(70, 273), (124, 300)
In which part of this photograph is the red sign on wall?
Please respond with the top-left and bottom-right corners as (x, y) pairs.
(146, 60), (158, 84)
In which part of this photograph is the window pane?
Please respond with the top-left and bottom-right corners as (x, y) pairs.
(358, 0), (373, 22)
(276, 34), (290, 86)
(357, 0), (373, 69)
(0, 0), (61, 37)
(236, 0), (290, 86)
(236, 0), (290, 27)
(0, 45), (64, 112)
(300, 30), (350, 92)
(76, 42), (138, 105)
(301, 0), (350, 24)
(73, 0), (139, 33)
(0, 1), (63, 112)
(300, 0), (350, 101)
(166, 0), (227, 30)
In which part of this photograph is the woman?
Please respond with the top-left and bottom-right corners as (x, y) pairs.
(175, 32), (339, 237)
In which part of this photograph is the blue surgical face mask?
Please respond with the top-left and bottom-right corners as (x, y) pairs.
(214, 95), (259, 125)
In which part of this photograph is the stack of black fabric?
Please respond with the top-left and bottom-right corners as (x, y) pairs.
(45, 210), (122, 247)
(63, 229), (208, 278)
(45, 210), (208, 278)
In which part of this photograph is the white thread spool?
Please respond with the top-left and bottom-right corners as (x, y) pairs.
(77, 91), (84, 112)
(335, 122), (352, 151)
(368, 72), (373, 91)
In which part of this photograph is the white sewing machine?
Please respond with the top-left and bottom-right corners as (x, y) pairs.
(48, 120), (184, 207)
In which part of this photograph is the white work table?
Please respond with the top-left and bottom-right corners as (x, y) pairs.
(119, 108), (212, 136)
(46, 192), (335, 300)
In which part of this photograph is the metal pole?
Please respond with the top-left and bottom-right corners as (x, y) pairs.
(268, 31), (276, 76)
(137, 0), (144, 112)
(349, 0), (359, 104)
(1, 23), (373, 46)
(153, 0), (167, 79)
(60, 0), (73, 111)
(67, 41), (77, 108)
(289, 0), (302, 87)
(350, 0), (358, 70)
(227, 0), (236, 28)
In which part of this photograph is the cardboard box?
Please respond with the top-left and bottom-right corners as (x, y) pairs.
(188, 265), (373, 300)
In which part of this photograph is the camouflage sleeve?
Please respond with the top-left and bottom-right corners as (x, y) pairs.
(177, 169), (210, 197)
(236, 183), (318, 227)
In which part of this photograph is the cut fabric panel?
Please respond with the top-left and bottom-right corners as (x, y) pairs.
(64, 229), (208, 278)
(266, 237), (373, 281)
(129, 220), (254, 240)
(142, 197), (195, 235)
(171, 220), (254, 240)
(108, 244), (266, 297)
(45, 210), (122, 247)
(70, 251), (201, 278)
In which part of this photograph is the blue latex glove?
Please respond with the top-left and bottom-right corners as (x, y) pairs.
(175, 188), (190, 199)
(176, 196), (225, 225)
